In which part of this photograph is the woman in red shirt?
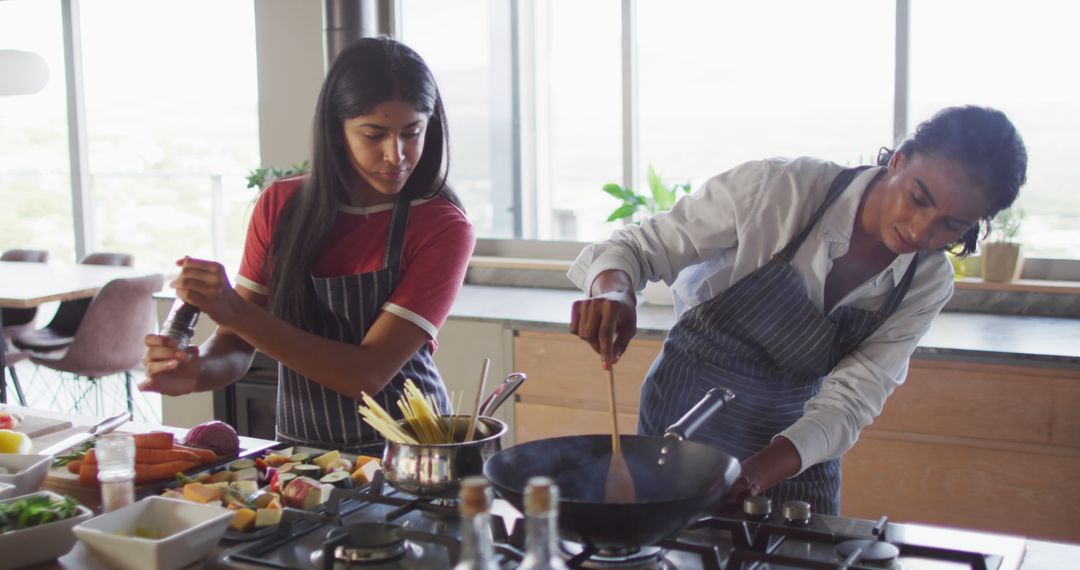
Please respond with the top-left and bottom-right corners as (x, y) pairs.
(141, 37), (475, 453)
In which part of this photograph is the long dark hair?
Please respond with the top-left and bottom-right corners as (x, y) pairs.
(267, 37), (461, 327)
(876, 105), (1027, 256)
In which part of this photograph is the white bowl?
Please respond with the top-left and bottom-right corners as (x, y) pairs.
(0, 454), (52, 495)
(0, 482), (13, 500)
(73, 496), (232, 570)
(0, 490), (94, 570)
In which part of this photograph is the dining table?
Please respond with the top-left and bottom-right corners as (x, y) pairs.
(0, 260), (159, 376)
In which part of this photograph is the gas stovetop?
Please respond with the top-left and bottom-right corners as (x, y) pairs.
(212, 476), (1026, 570)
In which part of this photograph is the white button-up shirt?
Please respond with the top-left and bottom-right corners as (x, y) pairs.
(568, 156), (954, 473)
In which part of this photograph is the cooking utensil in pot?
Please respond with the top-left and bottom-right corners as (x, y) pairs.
(381, 371), (525, 499)
(477, 372), (526, 417)
(603, 364), (635, 503)
(464, 358), (491, 443)
(383, 415), (507, 499)
(484, 387), (738, 549)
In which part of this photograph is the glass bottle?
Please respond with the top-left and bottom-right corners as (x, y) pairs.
(519, 477), (569, 570)
(454, 476), (499, 570)
(96, 433), (135, 512)
(161, 298), (200, 349)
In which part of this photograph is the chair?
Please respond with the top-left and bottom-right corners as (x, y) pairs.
(2, 349), (30, 405)
(1, 249), (49, 342)
(28, 273), (164, 414)
(13, 252), (134, 353)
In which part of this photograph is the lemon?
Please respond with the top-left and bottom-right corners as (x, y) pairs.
(0, 429), (33, 454)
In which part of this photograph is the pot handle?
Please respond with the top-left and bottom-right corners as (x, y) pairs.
(663, 387), (735, 441)
(478, 372), (527, 417)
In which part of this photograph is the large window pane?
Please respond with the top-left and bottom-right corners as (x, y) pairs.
(0, 0), (76, 262)
(81, 0), (259, 273)
(531, 1), (622, 241)
(402, 0), (513, 238)
(910, 0), (1080, 259)
(639, 0), (894, 193)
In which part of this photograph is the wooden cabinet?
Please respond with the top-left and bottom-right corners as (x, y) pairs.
(841, 358), (1080, 542)
(510, 328), (1080, 542)
(512, 330), (662, 443)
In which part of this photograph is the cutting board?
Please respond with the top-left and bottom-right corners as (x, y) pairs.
(43, 429), (280, 510)
(16, 414), (73, 438)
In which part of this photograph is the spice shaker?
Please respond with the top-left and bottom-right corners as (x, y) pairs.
(96, 434), (135, 512)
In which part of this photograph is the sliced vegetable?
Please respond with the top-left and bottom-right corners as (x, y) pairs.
(293, 464), (322, 479)
(227, 459), (256, 472)
(312, 450), (341, 472)
(230, 508), (257, 532)
(320, 470), (353, 489)
(181, 421), (239, 456)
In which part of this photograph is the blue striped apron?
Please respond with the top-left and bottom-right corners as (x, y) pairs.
(275, 194), (450, 454)
(638, 166), (918, 514)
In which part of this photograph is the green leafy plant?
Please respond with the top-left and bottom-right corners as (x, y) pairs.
(603, 164), (691, 223)
(245, 160), (311, 190)
(988, 206), (1025, 244)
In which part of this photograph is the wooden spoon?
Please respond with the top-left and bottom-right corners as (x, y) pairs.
(604, 363), (637, 503)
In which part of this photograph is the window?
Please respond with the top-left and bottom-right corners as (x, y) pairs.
(0, 0), (260, 273)
(0, 0), (75, 262)
(910, 0), (1080, 259)
(81, 0), (260, 272)
(405, 0), (1079, 261)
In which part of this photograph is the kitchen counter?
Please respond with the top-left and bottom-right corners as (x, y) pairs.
(3, 406), (275, 570)
(448, 285), (1080, 367)
(9, 405), (1080, 568)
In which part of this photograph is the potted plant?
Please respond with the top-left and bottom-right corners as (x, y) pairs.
(603, 164), (691, 305)
(245, 161), (310, 191)
(980, 206), (1025, 283)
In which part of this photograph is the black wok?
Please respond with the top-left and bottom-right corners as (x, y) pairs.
(484, 387), (739, 549)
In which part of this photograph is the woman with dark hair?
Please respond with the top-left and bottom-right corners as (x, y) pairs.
(569, 106), (1027, 513)
(141, 37), (475, 452)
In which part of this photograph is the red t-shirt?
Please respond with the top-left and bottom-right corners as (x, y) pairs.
(237, 177), (475, 345)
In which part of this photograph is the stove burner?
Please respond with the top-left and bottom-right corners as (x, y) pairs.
(325, 522), (409, 564)
(559, 541), (670, 569)
(836, 539), (900, 569)
(421, 498), (459, 521)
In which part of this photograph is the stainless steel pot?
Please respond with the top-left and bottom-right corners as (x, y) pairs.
(382, 415), (507, 499)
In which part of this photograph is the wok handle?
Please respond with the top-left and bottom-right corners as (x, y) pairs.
(663, 387), (735, 441)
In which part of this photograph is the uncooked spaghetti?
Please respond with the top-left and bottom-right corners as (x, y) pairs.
(359, 379), (459, 444)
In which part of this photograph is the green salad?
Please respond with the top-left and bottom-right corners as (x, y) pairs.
(0, 494), (81, 533)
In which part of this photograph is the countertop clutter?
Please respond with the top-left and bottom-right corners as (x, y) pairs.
(0, 406), (1074, 569)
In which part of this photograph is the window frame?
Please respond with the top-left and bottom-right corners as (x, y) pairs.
(48, 0), (1079, 281)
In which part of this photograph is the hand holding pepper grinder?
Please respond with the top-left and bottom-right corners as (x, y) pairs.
(161, 298), (201, 350)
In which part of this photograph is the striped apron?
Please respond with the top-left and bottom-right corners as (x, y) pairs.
(638, 166), (918, 514)
(275, 194), (449, 454)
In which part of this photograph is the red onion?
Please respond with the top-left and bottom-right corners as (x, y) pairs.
(181, 420), (240, 455)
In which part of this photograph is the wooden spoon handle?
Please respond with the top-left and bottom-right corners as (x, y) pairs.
(606, 365), (621, 453)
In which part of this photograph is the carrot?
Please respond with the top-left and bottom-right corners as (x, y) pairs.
(67, 459), (83, 474)
(134, 460), (199, 484)
(85, 447), (200, 465)
(133, 431), (175, 449)
(78, 462), (98, 487)
(172, 443), (217, 464)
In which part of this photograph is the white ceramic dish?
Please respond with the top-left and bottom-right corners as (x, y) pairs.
(73, 496), (232, 570)
(0, 490), (94, 570)
(0, 482), (14, 500)
(0, 454), (51, 495)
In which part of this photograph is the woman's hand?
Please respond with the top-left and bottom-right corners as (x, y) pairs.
(170, 257), (246, 328)
(139, 334), (201, 396)
(570, 269), (638, 366)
